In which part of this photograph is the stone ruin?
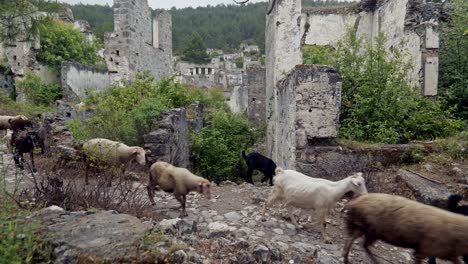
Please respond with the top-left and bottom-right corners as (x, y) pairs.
(0, 0), (173, 102)
(104, 0), (173, 84)
(265, 0), (444, 176)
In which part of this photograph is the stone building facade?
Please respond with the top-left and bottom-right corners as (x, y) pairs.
(265, 0), (444, 169)
(104, 0), (173, 84)
(301, 0), (443, 96)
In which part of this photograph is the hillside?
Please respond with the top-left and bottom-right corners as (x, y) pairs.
(69, 0), (352, 54)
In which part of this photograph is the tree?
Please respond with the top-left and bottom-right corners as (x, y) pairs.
(181, 32), (210, 64)
(438, 0), (468, 122)
(37, 18), (104, 70)
(0, 0), (59, 43)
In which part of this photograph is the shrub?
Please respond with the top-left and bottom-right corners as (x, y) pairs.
(37, 18), (104, 70)
(335, 28), (462, 143)
(234, 56), (244, 68)
(302, 45), (334, 65)
(191, 111), (258, 183)
(0, 199), (52, 264)
(71, 73), (226, 145)
(0, 91), (52, 117)
(15, 72), (62, 106)
(437, 131), (468, 160)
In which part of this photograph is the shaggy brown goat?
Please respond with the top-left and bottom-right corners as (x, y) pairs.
(342, 193), (468, 264)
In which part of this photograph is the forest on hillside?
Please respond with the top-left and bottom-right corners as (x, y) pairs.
(69, 0), (353, 54)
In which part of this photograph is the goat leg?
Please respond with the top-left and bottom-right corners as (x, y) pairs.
(342, 230), (362, 264)
(147, 185), (156, 206)
(287, 206), (300, 227)
(246, 168), (254, 185)
(261, 187), (281, 221)
(30, 151), (37, 173)
(363, 238), (379, 264)
(175, 194), (188, 217)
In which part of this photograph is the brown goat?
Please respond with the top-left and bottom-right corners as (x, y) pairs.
(147, 161), (211, 217)
(343, 193), (468, 264)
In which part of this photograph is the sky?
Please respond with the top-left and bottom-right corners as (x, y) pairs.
(59, 0), (268, 9)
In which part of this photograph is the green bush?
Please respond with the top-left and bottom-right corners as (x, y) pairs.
(37, 18), (104, 70)
(234, 56), (244, 69)
(0, 200), (52, 264)
(71, 73), (226, 145)
(302, 45), (334, 65)
(191, 111), (259, 183)
(0, 90), (52, 117)
(15, 72), (62, 106)
(437, 131), (468, 160)
(335, 28), (462, 143)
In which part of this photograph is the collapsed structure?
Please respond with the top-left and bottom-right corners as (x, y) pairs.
(265, 0), (443, 171)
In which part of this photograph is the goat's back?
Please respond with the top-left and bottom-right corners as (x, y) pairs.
(346, 193), (468, 257)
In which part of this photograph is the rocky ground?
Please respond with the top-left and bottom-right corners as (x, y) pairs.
(1, 141), (465, 264)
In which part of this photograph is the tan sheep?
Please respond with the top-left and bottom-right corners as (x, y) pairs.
(0, 115), (28, 135)
(82, 138), (146, 185)
(147, 161), (212, 217)
(342, 193), (468, 264)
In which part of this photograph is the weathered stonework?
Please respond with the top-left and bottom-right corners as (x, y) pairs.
(0, 66), (14, 96)
(245, 64), (266, 125)
(301, 0), (444, 96)
(271, 65), (342, 169)
(266, 0), (303, 164)
(61, 61), (111, 102)
(104, 0), (173, 84)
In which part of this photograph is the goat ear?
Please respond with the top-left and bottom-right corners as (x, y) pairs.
(351, 178), (360, 186)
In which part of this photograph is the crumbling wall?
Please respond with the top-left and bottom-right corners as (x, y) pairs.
(301, 0), (443, 95)
(245, 64), (266, 125)
(0, 67), (15, 96)
(266, 0), (303, 163)
(272, 65), (342, 169)
(61, 61), (110, 102)
(144, 103), (203, 169)
(104, 0), (173, 84)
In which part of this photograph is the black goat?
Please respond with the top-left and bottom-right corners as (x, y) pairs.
(11, 131), (37, 173)
(242, 150), (276, 186)
(428, 194), (468, 264)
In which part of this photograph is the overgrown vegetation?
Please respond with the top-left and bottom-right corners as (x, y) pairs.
(0, 90), (52, 117)
(302, 45), (334, 65)
(0, 0), (60, 43)
(438, 0), (468, 123)
(0, 202), (52, 264)
(69, 73), (222, 145)
(329, 29), (461, 143)
(191, 111), (262, 183)
(15, 72), (62, 106)
(37, 18), (104, 70)
(68, 72), (261, 182)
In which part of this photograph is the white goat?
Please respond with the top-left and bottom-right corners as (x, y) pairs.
(262, 168), (368, 242)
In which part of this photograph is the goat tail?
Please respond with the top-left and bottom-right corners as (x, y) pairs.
(448, 194), (463, 211)
(275, 167), (284, 175)
(242, 150), (247, 160)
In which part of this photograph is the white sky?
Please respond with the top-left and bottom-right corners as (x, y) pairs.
(59, 0), (268, 9)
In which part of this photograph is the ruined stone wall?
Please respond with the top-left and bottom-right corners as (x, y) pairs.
(61, 61), (111, 102)
(272, 65), (342, 169)
(301, 0), (442, 96)
(104, 0), (173, 84)
(144, 102), (204, 168)
(0, 67), (14, 95)
(245, 64), (266, 125)
(266, 0), (303, 163)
